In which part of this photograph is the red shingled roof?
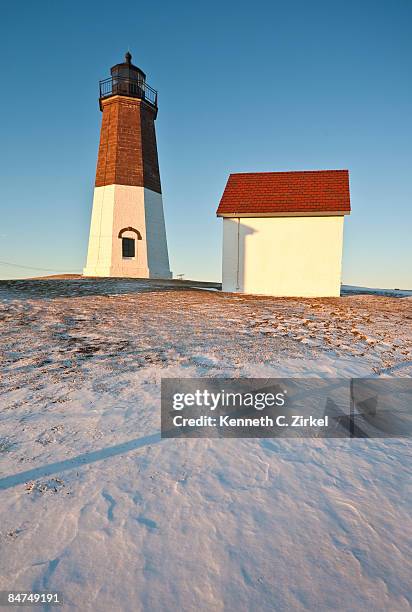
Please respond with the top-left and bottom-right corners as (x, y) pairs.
(216, 170), (350, 216)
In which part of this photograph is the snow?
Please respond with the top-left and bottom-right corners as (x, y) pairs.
(342, 284), (412, 298)
(0, 279), (411, 611)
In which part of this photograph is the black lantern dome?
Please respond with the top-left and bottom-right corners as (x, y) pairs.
(110, 51), (146, 85)
(99, 51), (158, 111)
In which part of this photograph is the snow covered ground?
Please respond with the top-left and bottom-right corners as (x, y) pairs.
(0, 279), (411, 611)
(342, 284), (412, 298)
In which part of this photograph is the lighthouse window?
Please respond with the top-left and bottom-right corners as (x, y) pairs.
(122, 237), (135, 258)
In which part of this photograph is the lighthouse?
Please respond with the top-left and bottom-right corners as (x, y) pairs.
(83, 52), (172, 279)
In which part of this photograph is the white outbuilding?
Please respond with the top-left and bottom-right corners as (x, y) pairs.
(216, 170), (351, 297)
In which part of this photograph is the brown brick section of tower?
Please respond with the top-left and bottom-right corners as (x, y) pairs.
(95, 96), (161, 193)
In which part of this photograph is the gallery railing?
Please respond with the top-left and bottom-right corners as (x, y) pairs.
(99, 76), (158, 108)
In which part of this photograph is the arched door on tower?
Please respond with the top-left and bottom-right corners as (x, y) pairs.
(118, 227), (142, 260)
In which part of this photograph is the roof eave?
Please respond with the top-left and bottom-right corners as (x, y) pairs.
(216, 210), (351, 218)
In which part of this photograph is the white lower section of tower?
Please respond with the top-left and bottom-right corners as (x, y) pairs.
(83, 185), (172, 279)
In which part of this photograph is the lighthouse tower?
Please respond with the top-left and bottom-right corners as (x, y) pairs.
(83, 52), (172, 278)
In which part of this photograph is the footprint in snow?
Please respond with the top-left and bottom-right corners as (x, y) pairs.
(137, 516), (158, 531)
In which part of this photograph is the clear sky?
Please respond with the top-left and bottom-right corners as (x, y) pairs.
(1, 0), (411, 287)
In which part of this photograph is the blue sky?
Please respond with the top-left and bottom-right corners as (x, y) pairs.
(1, 0), (411, 287)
